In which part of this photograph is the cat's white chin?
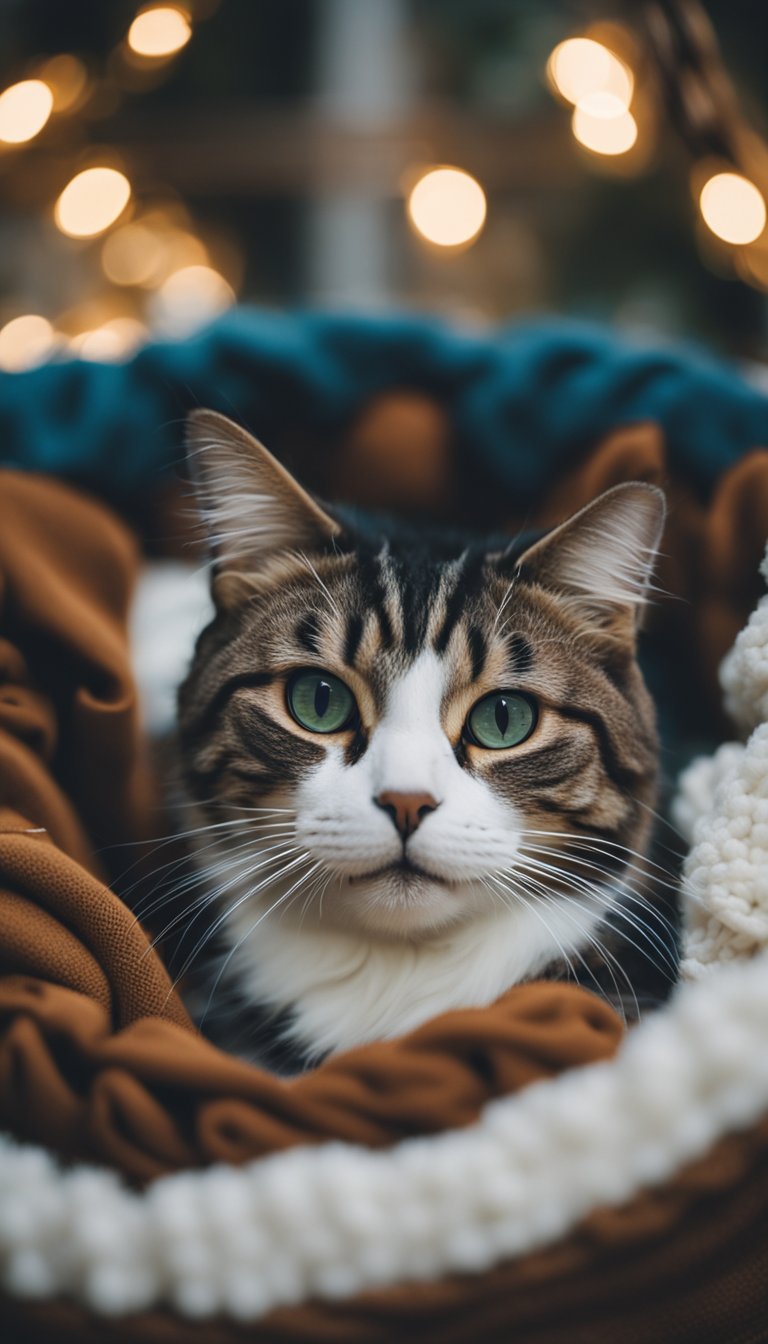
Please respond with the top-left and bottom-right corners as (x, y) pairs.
(321, 867), (487, 940)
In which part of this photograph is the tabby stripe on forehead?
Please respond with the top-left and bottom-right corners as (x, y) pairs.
(295, 612), (322, 654)
(357, 553), (394, 650)
(183, 670), (273, 742)
(507, 632), (534, 677)
(433, 553), (485, 654)
(343, 610), (365, 667)
(467, 625), (487, 681)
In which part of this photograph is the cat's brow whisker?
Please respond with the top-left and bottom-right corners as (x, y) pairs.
(295, 549), (341, 620)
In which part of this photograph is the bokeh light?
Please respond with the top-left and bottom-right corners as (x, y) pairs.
(101, 217), (208, 287)
(571, 93), (638, 156)
(407, 167), (487, 248)
(127, 7), (192, 58)
(149, 264), (234, 334)
(547, 38), (633, 108)
(37, 55), (88, 113)
(699, 172), (766, 245)
(69, 317), (147, 362)
(54, 168), (132, 239)
(0, 80), (54, 145)
(101, 222), (167, 286)
(0, 315), (56, 371)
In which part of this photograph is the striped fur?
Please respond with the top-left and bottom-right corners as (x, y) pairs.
(176, 411), (667, 1063)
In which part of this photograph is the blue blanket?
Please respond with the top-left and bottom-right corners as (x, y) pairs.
(1, 309), (766, 497)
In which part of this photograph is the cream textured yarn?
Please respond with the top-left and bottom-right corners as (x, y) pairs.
(677, 544), (768, 976)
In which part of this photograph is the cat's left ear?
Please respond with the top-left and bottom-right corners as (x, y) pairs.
(512, 482), (666, 640)
(186, 408), (340, 607)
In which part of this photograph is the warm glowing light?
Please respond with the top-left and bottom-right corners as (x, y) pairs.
(0, 80), (54, 144)
(54, 168), (132, 239)
(101, 223), (166, 285)
(547, 38), (633, 107)
(127, 7), (192, 58)
(407, 167), (487, 248)
(699, 172), (766, 245)
(38, 55), (87, 112)
(571, 92), (638, 156)
(70, 317), (146, 362)
(101, 218), (208, 288)
(0, 315), (55, 371)
(150, 265), (234, 334)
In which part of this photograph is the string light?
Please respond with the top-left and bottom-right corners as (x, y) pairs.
(406, 167), (487, 248)
(37, 55), (87, 113)
(69, 317), (146, 361)
(572, 93), (638, 156)
(150, 264), (234, 334)
(101, 217), (207, 287)
(101, 222), (167, 285)
(127, 7), (192, 59)
(699, 172), (766, 246)
(54, 168), (132, 239)
(0, 315), (56, 371)
(547, 38), (633, 108)
(0, 80), (53, 144)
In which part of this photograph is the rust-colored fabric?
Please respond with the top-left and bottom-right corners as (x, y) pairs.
(2, 452), (768, 1344)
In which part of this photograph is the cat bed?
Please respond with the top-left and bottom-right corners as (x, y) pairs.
(2, 316), (768, 1342)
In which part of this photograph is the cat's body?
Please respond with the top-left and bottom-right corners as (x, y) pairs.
(175, 410), (667, 1067)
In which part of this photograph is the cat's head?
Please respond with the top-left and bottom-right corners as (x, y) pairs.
(179, 409), (665, 946)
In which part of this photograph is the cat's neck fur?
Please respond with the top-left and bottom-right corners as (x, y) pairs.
(207, 858), (604, 1061)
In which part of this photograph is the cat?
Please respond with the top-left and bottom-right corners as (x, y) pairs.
(175, 408), (667, 1069)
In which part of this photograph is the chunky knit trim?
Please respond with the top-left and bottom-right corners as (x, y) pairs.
(0, 944), (766, 1321)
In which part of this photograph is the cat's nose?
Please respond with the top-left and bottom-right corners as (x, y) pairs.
(374, 791), (439, 840)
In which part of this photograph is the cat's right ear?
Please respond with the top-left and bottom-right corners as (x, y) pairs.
(186, 408), (340, 608)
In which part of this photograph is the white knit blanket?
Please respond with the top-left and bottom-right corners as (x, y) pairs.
(1, 559), (768, 1323)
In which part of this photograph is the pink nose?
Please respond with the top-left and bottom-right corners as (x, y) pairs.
(375, 791), (439, 840)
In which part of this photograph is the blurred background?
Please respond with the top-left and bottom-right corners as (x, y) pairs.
(1, 0), (768, 372)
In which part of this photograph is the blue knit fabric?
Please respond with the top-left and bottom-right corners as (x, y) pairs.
(0, 308), (766, 497)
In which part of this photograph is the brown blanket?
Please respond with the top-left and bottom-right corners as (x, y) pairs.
(2, 454), (768, 1344)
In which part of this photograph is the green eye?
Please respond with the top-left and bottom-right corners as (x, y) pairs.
(466, 692), (536, 749)
(287, 669), (356, 734)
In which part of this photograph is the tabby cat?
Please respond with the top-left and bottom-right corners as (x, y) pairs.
(177, 409), (667, 1067)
